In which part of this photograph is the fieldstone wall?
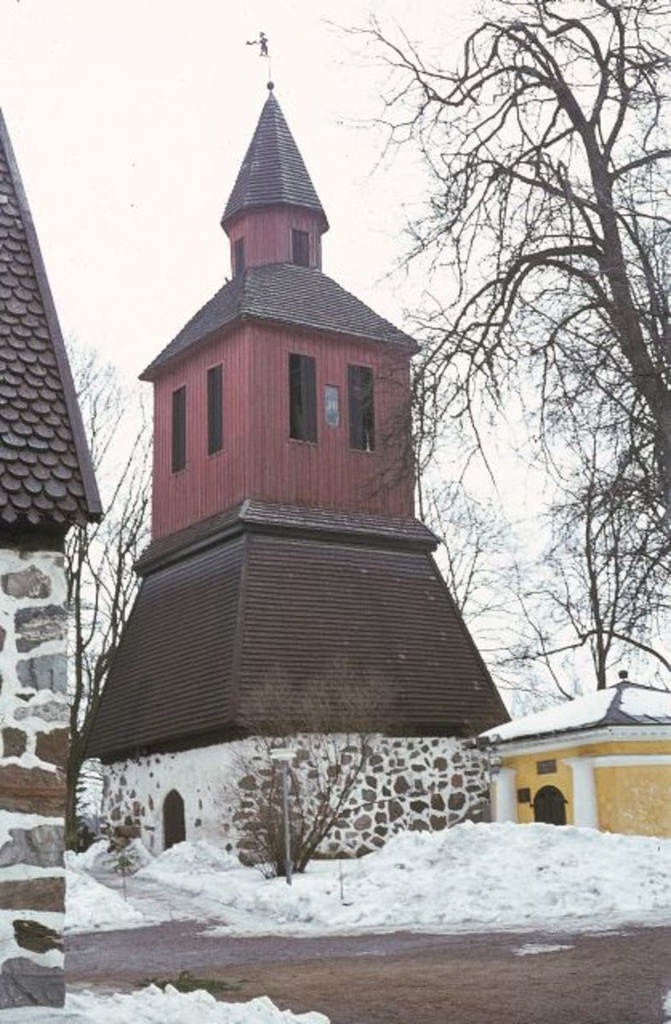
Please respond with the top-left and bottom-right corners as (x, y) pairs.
(101, 733), (490, 858)
(0, 549), (68, 1009)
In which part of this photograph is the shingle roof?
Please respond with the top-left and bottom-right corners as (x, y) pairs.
(483, 680), (671, 744)
(221, 87), (328, 232)
(88, 527), (508, 760)
(135, 499), (439, 574)
(141, 263), (416, 380)
(0, 110), (101, 530)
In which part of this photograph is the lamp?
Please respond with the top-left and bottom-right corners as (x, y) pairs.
(269, 747), (296, 885)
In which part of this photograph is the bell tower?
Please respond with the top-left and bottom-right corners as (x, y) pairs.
(88, 88), (507, 764)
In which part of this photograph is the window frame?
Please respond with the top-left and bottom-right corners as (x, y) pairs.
(234, 237), (245, 277)
(171, 385), (187, 473)
(291, 228), (310, 268)
(207, 364), (224, 455)
(289, 352), (317, 443)
(347, 364), (375, 452)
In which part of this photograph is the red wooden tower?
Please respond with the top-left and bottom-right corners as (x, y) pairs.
(88, 87), (507, 762)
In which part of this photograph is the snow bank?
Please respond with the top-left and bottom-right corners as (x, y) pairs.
(66, 870), (145, 931)
(0, 986), (329, 1023)
(67, 985), (329, 1023)
(68, 823), (671, 937)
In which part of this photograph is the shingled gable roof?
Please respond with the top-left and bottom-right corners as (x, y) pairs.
(140, 263), (416, 380)
(0, 111), (101, 531)
(221, 86), (328, 232)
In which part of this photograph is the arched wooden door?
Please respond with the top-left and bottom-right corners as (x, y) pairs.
(163, 789), (186, 849)
(533, 785), (567, 825)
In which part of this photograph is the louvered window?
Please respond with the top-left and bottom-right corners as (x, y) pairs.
(207, 365), (223, 454)
(172, 386), (186, 472)
(292, 229), (310, 267)
(348, 365), (375, 451)
(289, 353), (317, 442)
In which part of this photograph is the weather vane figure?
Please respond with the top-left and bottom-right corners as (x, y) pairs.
(246, 31), (269, 58)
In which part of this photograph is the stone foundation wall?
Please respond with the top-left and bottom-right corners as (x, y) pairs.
(0, 549), (68, 1009)
(101, 734), (489, 858)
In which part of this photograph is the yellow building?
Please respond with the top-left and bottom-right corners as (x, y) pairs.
(483, 680), (671, 838)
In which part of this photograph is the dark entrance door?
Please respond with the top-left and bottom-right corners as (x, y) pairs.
(533, 785), (567, 825)
(163, 789), (186, 849)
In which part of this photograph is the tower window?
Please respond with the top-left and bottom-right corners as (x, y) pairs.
(172, 385), (186, 472)
(234, 237), (245, 277)
(207, 364), (223, 454)
(289, 353), (317, 442)
(348, 365), (375, 451)
(292, 229), (310, 267)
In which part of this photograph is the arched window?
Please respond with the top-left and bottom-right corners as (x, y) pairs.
(163, 789), (186, 849)
(533, 785), (567, 825)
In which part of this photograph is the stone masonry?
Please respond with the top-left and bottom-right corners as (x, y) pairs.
(100, 734), (490, 859)
(0, 549), (69, 1009)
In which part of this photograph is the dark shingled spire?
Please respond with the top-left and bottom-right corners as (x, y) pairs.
(0, 111), (101, 532)
(221, 86), (328, 233)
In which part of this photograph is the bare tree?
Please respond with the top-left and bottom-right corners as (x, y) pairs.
(510, 407), (671, 693)
(367, 1), (671, 525)
(228, 673), (387, 876)
(65, 347), (150, 848)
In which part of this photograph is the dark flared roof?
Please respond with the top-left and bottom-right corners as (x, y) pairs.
(0, 110), (101, 531)
(141, 263), (416, 380)
(136, 500), (438, 573)
(88, 513), (508, 760)
(221, 88), (328, 232)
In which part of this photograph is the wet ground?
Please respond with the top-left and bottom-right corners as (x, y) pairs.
(67, 920), (671, 1023)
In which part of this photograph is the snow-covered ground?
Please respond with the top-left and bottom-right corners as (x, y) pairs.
(5, 822), (671, 1022)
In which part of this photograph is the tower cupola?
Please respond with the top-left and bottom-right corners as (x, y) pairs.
(221, 85), (329, 275)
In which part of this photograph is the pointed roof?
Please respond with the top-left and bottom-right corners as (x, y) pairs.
(141, 263), (415, 380)
(0, 110), (101, 531)
(221, 86), (328, 233)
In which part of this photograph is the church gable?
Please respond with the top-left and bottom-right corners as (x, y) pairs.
(0, 112), (101, 536)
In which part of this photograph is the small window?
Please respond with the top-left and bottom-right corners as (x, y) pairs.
(324, 385), (340, 428)
(348, 364), (375, 451)
(292, 229), (309, 267)
(289, 353), (317, 442)
(207, 365), (223, 454)
(234, 237), (245, 277)
(172, 386), (186, 472)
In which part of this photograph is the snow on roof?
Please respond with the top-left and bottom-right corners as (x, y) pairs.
(482, 682), (671, 744)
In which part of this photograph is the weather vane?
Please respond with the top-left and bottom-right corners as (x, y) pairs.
(246, 31), (269, 58)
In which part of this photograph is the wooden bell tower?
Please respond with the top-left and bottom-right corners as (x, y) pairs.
(88, 87), (507, 764)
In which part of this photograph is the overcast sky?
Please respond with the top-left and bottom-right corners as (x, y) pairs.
(0, 0), (462, 380)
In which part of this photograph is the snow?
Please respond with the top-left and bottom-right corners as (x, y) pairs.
(484, 689), (616, 741)
(7, 823), (671, 1021)
(484, 684), (671, 743)
(620, 686), (671, 721)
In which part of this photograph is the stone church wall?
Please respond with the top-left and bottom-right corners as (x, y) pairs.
(101, 734), (490, 858)
(0, 549), (68, 1009)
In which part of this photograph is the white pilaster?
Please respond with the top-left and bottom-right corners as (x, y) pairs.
(492, 767), (517, 822)
(563, 757), (598, 828)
